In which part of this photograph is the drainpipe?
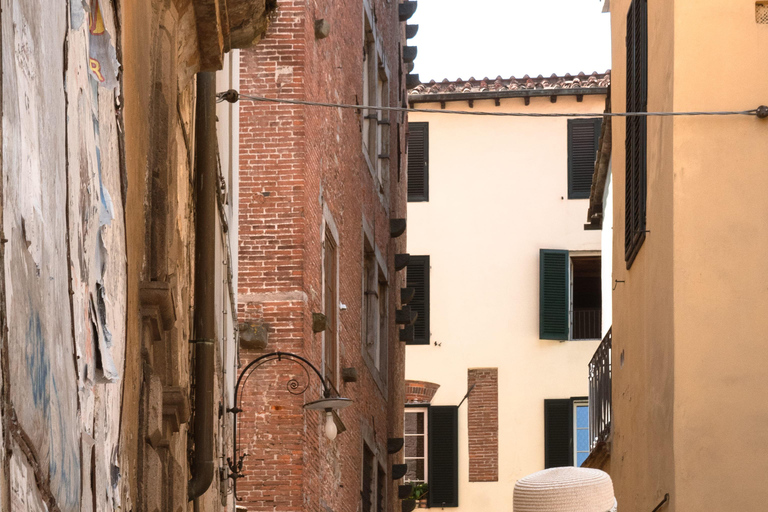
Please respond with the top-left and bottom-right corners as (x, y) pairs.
(188, 71), (217, 501)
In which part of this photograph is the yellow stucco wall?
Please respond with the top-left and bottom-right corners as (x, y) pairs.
(610, 1), (768, 511)
(406, 94), (604, 510)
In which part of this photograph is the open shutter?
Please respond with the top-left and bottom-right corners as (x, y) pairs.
(407, 123), (429, 202)
(428, 406), (458, 508)
(544, 399), (573, 468)
(407, 256), (430, 345)
(624, 0), (648, 268)
(568, 118), (602, 199)
(540, 250), (570, 340)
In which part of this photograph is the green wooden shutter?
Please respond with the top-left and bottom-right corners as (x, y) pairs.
(406, 256), (430, 345)
(544, 399), (573, 468)
(428, 406), (458, 508)
(568, 118), (602, 199)
(540, 250), (570, 340)
(407, 123), (429, 202)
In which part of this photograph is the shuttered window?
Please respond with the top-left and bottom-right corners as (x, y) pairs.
(568, 118), (602, 199)
(625, 0), (648, 268)
(407, 122), (429, 202)
(544, 399), (574, 468)
(540, 250), (570, 340)
(406, 256), (430, 345)
(324, 229), (338, 386)
(428, 406), (459, 508)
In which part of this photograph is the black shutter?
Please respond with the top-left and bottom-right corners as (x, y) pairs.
(544, 399), (573, 468)
(625, 0), (648, 268)
(428, 406), (458, 508)
(407, 122), (429, 202)
(568, 118), (602, 199)
(406, 256), (430, 345)
(540, 250), (570, 340)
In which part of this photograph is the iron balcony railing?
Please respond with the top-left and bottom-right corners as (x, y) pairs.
(588, 327), (611, 450)
(572, 308), (602, 340)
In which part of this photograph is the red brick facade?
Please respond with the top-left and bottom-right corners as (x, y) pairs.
(237, 0), (409, 509)
(467, 368), (499, 482)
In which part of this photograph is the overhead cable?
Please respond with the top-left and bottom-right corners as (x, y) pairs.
(217, 90), (767, 119)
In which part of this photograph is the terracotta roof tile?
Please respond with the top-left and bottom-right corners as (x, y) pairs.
(409, 70), (611, 96)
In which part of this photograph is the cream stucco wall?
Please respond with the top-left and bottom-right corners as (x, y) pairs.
(406, 94), (604, 510)
(609, 1), (768, 511)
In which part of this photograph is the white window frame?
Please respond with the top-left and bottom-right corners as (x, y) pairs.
(322, 205), (340, 388)
(573, 399), (589, 467)
(569, 251), (601, 341)
(404, 407), (429, 484)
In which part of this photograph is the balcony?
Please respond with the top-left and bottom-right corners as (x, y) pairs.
(572, 308), (602, 340)
(588, 327), (611, 450)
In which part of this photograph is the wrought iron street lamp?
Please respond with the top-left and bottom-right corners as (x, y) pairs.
(227, 351), (352, 500)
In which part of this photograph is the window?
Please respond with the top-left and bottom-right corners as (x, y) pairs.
(407, 122), (429, 201)
(574, 400), (590, 467)
(406, 256), (430, 345)
(363, 234), (388, 378)
(362, 443), (387, 512)
(363, 12), (390, 193)
(544, 398), (589, 468)
(568, 118), (602, 199)
(324, 228), (338, 387)
(404, 405), (459, 507)
(539, 250), (601, 341)
(625, 0), (648, 268)
(404, 408), (428, 484)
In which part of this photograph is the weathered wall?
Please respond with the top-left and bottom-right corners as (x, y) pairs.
(405, 93), (604, 510)
(2, 0), (259, 509)
(237, 0), (408, 509)
(1, 1), (125, 509)
(611, 1), (768, 511)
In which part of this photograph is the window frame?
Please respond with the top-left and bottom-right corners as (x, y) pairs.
(404, 406), (429, 485)
(361, 439), (388, 512)
(362, 220), (389, 393)
(573, 399), (590, 467)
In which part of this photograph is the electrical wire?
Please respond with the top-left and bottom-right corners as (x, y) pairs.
(218, 90), (766, 119)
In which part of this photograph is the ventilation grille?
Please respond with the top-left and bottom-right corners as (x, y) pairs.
(757, 3), (768, 24)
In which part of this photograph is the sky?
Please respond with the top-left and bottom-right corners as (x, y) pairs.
(408, 0), (611, 82)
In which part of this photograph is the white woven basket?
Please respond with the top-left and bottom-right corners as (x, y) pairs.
(513, 467), (616, 512)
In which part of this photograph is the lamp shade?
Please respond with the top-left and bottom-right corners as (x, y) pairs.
(303, 397), (353, 411)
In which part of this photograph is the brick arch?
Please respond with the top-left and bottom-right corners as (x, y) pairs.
(405, 380), (440, 404)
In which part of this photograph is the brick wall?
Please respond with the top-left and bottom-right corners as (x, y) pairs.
(237, 0), (408, 509)
(467, 368), (499, 482)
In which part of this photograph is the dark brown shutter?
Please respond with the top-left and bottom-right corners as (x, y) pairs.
(625, 0), (648, 268)
(540, 250), (570, 340)
(407, 122), (429, 202)
(428, 406), (458, 508)
(324, 230), (337, 385)
(544, 399), (573, 468)
(362, 444), (374, 512)
(568, 118), (602, 199)
(406, 256), (429, 345)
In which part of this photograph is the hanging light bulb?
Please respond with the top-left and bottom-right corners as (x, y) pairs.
(324, 410), (337, 440)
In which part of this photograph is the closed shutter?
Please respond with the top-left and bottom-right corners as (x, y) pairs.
(407, 122), (429, 202)
(625, 0), (648, 268)
(428, 406), (458, 508)
(362, 445), (374, 512)
(544, 399), (573, 468)
(540, 250), (570, 340)
(324, 230), (338, 385)
(568, 118), (602, 199)
(406, 256), (430, 345)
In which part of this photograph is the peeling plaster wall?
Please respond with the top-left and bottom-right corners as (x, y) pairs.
(1, 0), (125, 510)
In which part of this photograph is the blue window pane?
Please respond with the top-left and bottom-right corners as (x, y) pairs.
(576, 405), (589, 428)
(577, 452), (589, 467)
(577, 429), (590, 451)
